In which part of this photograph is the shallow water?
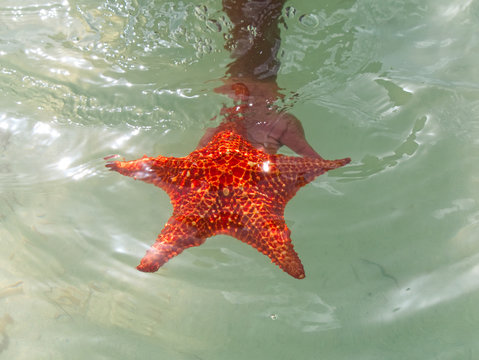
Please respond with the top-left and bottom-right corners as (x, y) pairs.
(1, 0), (479, 359)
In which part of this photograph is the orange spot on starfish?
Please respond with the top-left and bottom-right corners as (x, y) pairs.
(106, 130), (350, 279)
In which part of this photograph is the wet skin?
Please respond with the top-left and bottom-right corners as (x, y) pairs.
(201, 0), (322, 159)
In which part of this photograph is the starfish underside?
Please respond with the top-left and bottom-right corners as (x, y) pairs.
(106, 130), (350, 279)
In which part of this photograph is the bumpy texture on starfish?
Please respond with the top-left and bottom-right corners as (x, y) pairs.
(106, 130), (350, 279)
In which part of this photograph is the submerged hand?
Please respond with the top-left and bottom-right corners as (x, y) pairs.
(198, 80), (322, 159)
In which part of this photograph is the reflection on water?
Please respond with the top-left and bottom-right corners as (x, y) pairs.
(1, 0), (479, 359)
(221, 288), (339, 332)
(340, 115), (427, 180)
(378, 249), (479, 323)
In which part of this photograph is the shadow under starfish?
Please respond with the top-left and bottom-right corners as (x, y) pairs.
(106, 126), (350, 279)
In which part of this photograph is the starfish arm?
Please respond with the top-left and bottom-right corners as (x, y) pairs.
(106, 156), (195, 196)
(233, 216), (305, 279)
(137, 218), (206, 272)
(270, 155), (351, 200)
(106, 156), (167, 183)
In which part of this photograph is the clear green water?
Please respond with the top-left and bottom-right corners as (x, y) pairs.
(1, 0), (479, 359)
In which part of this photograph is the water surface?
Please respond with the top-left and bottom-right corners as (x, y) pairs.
(1, 0), (479, 359)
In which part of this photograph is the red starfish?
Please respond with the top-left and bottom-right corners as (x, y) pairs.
(106, 130), (350, 279)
